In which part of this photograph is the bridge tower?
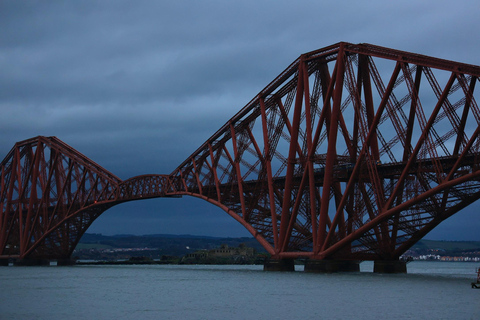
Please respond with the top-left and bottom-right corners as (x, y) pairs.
(2, 43), (480, 272)
(165, 43), (480, 271)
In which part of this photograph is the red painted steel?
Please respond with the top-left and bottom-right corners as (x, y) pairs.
(2, 42), (480, 262)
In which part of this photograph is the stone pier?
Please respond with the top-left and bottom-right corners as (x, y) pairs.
(56, 259), (77, 266)
(13, 259), (51, 266)
(373, 260), (407, 273)
(304, 259), (360, 273)
(263, 258), (295, 271)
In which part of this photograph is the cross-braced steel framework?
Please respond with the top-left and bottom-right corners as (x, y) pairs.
(2, 42), (480, 262)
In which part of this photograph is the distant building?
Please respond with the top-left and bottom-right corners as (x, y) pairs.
(183, 244), (256, 263)
(209, 244), (255, 258)
(185, 250), (208, 260)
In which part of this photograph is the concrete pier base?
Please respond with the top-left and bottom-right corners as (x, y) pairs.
(13, 259), (51, 266)
(56, 259), (76, 266)
(304, 259), (360, 273)
(374, 260), (407, 273)
(263, 259), (295, 271)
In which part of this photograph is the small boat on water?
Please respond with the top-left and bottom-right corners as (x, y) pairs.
(471, 268), (480, 289)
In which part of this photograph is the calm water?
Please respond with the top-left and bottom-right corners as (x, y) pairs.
(1, 261), (479, 319)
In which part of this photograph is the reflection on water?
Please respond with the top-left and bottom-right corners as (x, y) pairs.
(1, 262), (479, 320)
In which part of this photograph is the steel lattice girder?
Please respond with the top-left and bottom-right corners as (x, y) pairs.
(0, 137), (122, 259)
(167, 42), (480, 260)
(2, 42), (480, 261)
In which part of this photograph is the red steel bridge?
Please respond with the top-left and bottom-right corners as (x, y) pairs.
(2, 42), (480, 271)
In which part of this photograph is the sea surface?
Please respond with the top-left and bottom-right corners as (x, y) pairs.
(1, 261), (479, 319)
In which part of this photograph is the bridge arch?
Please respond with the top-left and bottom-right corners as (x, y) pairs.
(2, 42), (480, 266)
(86, 196), (253, 238)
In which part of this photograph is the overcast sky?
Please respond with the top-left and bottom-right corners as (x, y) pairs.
(1, 1), (479, 240)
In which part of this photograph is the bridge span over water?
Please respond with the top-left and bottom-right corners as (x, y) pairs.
(2, 42), (480, 272)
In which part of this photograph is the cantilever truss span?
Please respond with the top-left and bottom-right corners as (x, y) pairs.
(2, 42), (480, 261)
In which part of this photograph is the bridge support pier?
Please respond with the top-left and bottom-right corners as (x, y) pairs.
(374, 260), (407, 273)
(263, 258), (295, 271)
(56, 258), (76, 266)
(13, 258), (51, 266)
(304, 259), (360, 273)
